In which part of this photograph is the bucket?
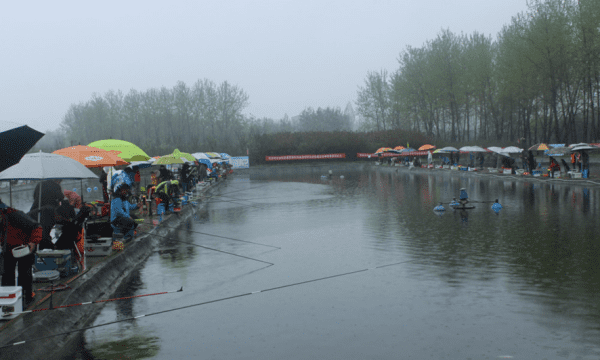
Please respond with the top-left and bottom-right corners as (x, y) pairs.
(157, 203), (165, 215)
(11, 245), (31, 259)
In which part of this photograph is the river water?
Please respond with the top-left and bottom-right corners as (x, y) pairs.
(70, 164), (600, 359)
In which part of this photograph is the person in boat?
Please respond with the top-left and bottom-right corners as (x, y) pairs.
(548, 157), (560, 178)
(459, 188), (469, 207)
(1, 199), (43, 307)
(110, 183), (140, 241)
(491, 199), (502, 212)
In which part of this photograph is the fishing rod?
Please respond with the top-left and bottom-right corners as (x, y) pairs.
(1, 288), (183, 318)
(154, 224), (281, 249)
(0, 259), (416, 349)
(137, 230), (275, 266)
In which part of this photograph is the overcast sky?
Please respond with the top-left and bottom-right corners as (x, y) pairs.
(1, 0), (530, 133)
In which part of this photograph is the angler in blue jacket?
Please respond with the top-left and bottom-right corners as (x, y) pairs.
(110, 183), (140, 240)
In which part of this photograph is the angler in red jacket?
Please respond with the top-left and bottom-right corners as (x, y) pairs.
(1, 202), (43, 306)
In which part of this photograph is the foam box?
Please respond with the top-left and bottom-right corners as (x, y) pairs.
(86, 237), (113, 257)
(35, 250), (72, 273)
(570, 172), (582, 179)
(503, 169), (512, 175)
(0, 286), (22, 320)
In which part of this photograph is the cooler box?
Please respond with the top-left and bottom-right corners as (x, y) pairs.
(532, 170), (542, 177)
(0, 286), (22, 320)
(86, 237), (113, 257)
(86, 221), (113, 238)
(35, 250), (72, 274)
(570, 171), (582, 179)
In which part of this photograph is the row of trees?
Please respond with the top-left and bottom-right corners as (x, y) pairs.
(356, 0), (600, 145)
(55, 79), (249, 156)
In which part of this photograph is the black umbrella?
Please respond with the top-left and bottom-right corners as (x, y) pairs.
(0, 122), (44, 173)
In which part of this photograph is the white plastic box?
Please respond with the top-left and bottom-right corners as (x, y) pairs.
(0, 286), (22, 320)
(85, 237), (113, 257)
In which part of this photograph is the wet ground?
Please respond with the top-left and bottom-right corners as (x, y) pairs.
(60, 165), (600, 359)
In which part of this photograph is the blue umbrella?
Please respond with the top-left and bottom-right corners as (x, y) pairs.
(0, 122), (44, 173)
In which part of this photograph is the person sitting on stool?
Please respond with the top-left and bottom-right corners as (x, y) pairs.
(110, 184), (140, 241)
(155, 180), (181, 212)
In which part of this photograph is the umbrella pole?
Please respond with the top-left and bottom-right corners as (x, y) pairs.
(9, 182), (12, 207)
(80, 179), (84, 204)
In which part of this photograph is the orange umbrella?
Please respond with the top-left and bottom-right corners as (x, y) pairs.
(529, 143), (549, 151)
(393, 146), (405, 151)
(418, 144), (436, 151)
(375, 147), (392, 154)
(53, 145), (128, 168)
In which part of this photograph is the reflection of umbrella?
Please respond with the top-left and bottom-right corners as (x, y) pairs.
(53, 145), (128, 167)
(529, 143), (549, 151)
(0, 122), (45, 173)
(418, 144), (436, 151)
(152, 155), (185, 165)
(459, 146), (487, 152)
(88, 139), (150, 162)
(393, 146), (405, 151)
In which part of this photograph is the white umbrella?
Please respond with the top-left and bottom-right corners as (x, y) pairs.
(0, 151), (98, 180)
(502, 146), (523, 153)
(459, 146), (487, 152)
(192, 152), (211, 161)
(487, 147), (503, 153)
(0, 151), (98, 219)
(439, 146), (459, 152)
(571, 145), (599, 152)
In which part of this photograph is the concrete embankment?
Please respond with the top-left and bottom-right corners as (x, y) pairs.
(0, 182), (220, 360)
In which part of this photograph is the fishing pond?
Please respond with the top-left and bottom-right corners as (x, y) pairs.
(71, 164), (600, 359)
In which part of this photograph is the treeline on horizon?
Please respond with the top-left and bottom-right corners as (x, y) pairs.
(33, 0), (599, 162)
(356, 0), (600, 146)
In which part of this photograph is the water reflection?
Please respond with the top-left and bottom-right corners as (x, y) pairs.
(72, 165), (600, 358)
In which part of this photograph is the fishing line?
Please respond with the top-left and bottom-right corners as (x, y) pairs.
(153, 225), (281, 249)
(0, 259), (417, 349)
(2, 288), (183, 318)
(136, 230), (275, 266)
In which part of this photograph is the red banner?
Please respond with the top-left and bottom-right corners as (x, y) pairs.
(265, 153), (346, 161)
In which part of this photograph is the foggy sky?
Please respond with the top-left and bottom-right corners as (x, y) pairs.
(1, 0), (529, 133)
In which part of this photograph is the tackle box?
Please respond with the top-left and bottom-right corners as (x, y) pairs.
(34, 250), (72, 274)
(0, 286), (22, 320)
(85, 237), (113, 257)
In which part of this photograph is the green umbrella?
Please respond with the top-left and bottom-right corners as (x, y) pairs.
(88, 139), (150, 162)
(153, 155), (185, 165)
(171, 149), (196, 162)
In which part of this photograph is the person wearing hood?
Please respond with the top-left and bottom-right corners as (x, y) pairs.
(110, 183), (139, 241)
(155, 179), (181, 212)
(548, 156), (560, 178)
(158, 165), (171, 183)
